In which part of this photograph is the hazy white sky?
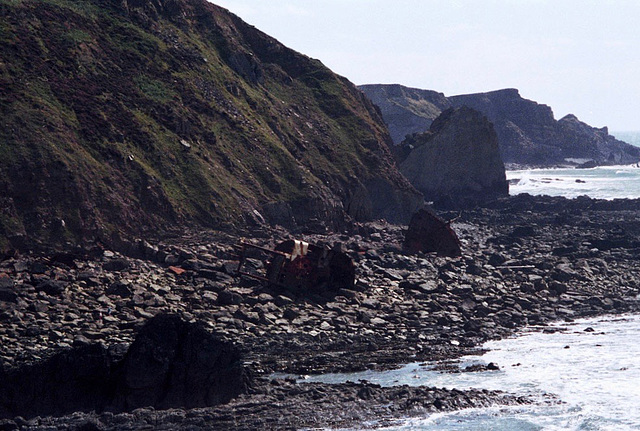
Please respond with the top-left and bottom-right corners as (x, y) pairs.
(212, 0), (640, 131)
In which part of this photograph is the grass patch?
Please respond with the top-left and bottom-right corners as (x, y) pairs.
(134, 75), (176, 103)
(65, 28), (91, 44)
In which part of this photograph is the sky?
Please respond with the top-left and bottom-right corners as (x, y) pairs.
(211, 0), (640, 132)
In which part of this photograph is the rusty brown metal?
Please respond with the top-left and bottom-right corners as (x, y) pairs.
(404, 209), (462, 257)
(236, 239), (355, 292)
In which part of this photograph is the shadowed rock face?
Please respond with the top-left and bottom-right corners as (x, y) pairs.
(0, 314), (250, 419)
(398, 107), (508, 208)
(113, 313), (249, 411)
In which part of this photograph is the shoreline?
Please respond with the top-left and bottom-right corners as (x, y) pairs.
(1, 193), (640, 429)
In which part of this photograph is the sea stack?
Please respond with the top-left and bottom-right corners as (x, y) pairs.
(398, 106), (509, 207)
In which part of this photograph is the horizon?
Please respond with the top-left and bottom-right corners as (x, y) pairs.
(212, 0), (640, 133)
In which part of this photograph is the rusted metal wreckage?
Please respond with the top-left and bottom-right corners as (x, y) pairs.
(236, 210), (459, 291)
(236, 239), (355, 292)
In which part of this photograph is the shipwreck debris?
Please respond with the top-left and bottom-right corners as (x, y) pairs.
(236, 239), (355, 292)
(404, 209), (462, 257)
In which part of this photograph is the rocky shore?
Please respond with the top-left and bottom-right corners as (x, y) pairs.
(1, 194), (640, 429)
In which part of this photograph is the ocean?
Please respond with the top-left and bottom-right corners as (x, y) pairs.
(309, 139), (640, 430)
(506, 165), (640, 200)
(306, 315), (640, 430)
(507, 131), (640, 200)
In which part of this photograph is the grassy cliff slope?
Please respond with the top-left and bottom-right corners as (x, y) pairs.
(0, 0), (421, 250)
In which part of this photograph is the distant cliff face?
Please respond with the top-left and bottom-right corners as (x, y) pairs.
(360, 85), (640, 167)
(398, 107), (508, 208)
(358, 84), (451, 144)
(0, 0), (422, 250)
(449, 89), (640, 166)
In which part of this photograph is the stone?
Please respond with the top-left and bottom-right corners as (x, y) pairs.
(404, 209), (462, 257)
(35, 279), (67, 296)
(106, 282), (133, 298)
(217, 290), (243, 306)
(102, 259), (130, 272)
(0, 275), (13, 289)
(111, 313), (250, 411)
(0, 288), (17, 303)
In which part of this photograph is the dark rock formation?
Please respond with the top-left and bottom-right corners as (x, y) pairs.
(449, 89), (640, 166)
(398, 107), (509, 207)
(112, 313), (249, 411)
(0, 314), (250, 419)
(556, 114), (636, 165)
(360, 85), (640, 167)
(0, 343), (116, 420)
(404, 209), (462, 257)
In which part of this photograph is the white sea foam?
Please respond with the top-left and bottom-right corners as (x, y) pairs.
(507, 164), (640, 199)
(312, 315), (640, 430)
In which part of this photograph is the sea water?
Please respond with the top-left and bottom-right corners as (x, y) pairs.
(506, 165), (640, 200)
(303, 314), (640, 430)
(507, 131), (640, 200)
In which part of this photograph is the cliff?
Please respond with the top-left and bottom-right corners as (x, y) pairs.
(358, 84), (451, 144)
(398, 107), (508, 208)
(360, 85), (640, 167)
(0, 0), (423, 250)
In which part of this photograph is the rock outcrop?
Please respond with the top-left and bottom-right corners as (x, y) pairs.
(0, 313), (250, 419)
(398, 107), (508, 208)
(0, 0), (422, 251)
(359, 85), (640, 167)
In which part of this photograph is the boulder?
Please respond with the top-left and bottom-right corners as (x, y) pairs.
(0, 314), (250, 419)
(404, 209), (462, 257)
(112, 313), (250, 411)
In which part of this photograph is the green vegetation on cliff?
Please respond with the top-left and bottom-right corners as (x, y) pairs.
(0, 0), (421, 250)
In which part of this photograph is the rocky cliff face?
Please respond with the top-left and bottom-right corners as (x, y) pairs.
(398, 107), (508, 208)
(360, 85), (640, 167)
(358, 84), (451, 144)
(0, 0), (422, 251)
